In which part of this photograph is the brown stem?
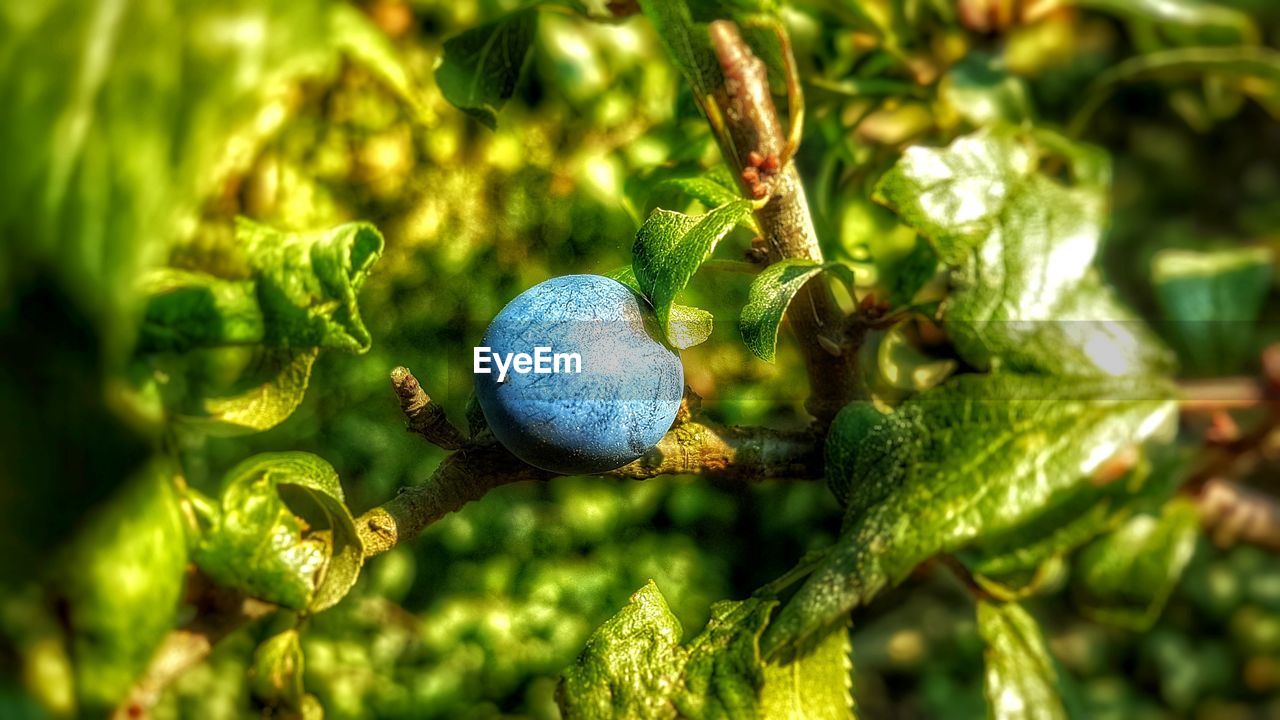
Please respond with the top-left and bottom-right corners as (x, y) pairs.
(391, 365), (466, 450)
(706, 21), (862, 424)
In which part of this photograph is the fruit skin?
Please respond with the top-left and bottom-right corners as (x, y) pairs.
(474, 274), (684, 474)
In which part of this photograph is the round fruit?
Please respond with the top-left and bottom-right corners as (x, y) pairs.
(473, 274), (684, 474)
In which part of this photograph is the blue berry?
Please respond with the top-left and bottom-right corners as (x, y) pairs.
(473, 275), (684, 474)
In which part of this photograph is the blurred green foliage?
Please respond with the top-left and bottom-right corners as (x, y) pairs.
(4, 0), (1280, 717)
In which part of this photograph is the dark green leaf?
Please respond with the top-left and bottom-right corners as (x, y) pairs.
(1071, 46), (1280, 133)
(1072, 498), (1201, 630)
(874, 129), (1171, 378)
(765, 373), (1177, 657)
(195, 452), (363, 613)
(139, 219), (384, 354)
(252, 629), (306, 711)
(632, 201), (753, 346)
(740, 259), (854, 363)
(58, 461), (188, 711)
(939, 53), (1032, 127)
(1152, 247), (1273, 375)
(977, 600), (1068, 720)
(435, 9), (538, 129)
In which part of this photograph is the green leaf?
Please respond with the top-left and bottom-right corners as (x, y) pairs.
(605, 266), (714, 349)
(195, 452), (363, 613)
(434, 8), (538, 129)
(875, 324), (957, 393)
(672, 599), (775, 719)
(1071, 46), (1280, 133)
(182, 348), (319, 436)
(632, 201), (753, 347)
(1072, 498), (1201, 630)
(655, 171), (760, 234)
(874, 128), (1170, 378)
(560, 581), (687, 720)
(658, 174), (742, 211)
(1152, 246), (1273, 375)
(252, 629), (306, 711)
(1071, 0), (1259, 45)
(977, 600), (1068, 720)
(765, 373), (1177, 657)
(0, 0), (396, 369)
(139, 219), (384, 354)
(561, 581), (856, 719)
(740, 259), (854, 363)
(939, 53), (1032, 127)
(637, 0), (724, 99)
(759, 621), (855, 720)
(57, 461), (188, 711)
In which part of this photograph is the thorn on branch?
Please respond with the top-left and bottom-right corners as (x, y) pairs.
(390, 366), (466, 450)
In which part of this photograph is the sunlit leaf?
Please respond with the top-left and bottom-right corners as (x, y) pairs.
(962, 449), (1188, 593)
(656, 170), (760, 234)
(759, 621), (855, 720)
(435, 9), (538, 129)
(561, 581), (856, 719)
(560, 581), (687, 719)
(0, 0), (396, 366)
(632, 201), (753, 347)
(139, 219), (384, 354)
(765, 373), (1177, 657)
(740, 259), (854, 363)
(874, 128), (1171, 378)
(977, 600), (1068, 720)
(605, 266), (714, 349)
(195, 452), (363, 613)
(183, 349), (319, 436)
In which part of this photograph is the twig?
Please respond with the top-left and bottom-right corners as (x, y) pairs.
(390, 366), (466, 449)
(705, 20), (862, 423)
(359, 370), (822, 556)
